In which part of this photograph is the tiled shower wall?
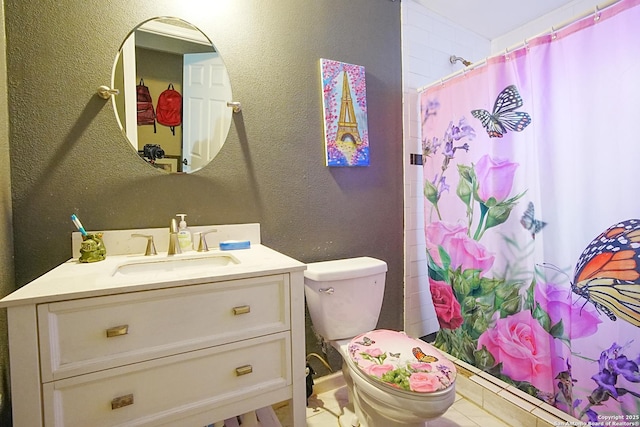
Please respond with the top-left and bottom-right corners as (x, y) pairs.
(401, 0), (490, 338)
(401, 0), (605, 338)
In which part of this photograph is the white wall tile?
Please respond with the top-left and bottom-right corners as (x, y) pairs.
(402, 0), (489, 338)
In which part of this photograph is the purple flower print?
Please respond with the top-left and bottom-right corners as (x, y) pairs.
(609, 355), (640, 383)
(591, 369), (618, 398)
(441, 120), (471, 171)
(474, 154), (519, 204)
(585, 409), (599, 423)
(423, 116), (476, 221)
(576, 342), (640, 420)
(446, 117), (476, 142)
(422, 99), (440, 124)
(534, 281), (601, 339)
(433, 174), (450, 198)
(592, 343), (640, 399)
(423, 136), (442, 158)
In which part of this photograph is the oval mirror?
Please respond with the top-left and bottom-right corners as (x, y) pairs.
(112, 17), (233, 173)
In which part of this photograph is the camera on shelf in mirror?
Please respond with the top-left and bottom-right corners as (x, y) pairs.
(139, 144), (165, 164)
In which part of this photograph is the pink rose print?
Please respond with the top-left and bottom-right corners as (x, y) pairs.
(409, 372), (441, 393)
(426, 221), (495, 273)
(410, 362), (433, 371)
(364, 364), (394, 378)
(475, 155), (519, 203)
(363, 347), (383, 358)
(535, 282), (601, 339)
(429, 279), (464, 330)
(477, 310), (555, 393)
(426, 221), (467, 246)
(425, 221), (466, 267)
(446, 233), (495, 273)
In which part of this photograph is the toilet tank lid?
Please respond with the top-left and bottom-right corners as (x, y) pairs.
(304, 257), (387, 282)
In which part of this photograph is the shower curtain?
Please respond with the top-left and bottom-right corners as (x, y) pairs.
(420, 0), (640, 421)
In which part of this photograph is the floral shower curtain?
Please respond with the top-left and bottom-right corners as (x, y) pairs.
(420, 0), (640, 422)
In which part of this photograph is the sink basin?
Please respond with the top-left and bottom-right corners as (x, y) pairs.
(113, 253), (240, 277)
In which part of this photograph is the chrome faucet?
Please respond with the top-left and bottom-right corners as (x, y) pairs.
(167, 218), (182, 256)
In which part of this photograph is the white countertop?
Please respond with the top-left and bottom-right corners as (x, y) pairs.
(0, 244), (306, 307)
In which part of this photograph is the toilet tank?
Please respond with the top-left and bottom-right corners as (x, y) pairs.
(304, 257), (387, 341)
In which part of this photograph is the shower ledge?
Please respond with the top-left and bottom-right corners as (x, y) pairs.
(444, 353), (583, 427)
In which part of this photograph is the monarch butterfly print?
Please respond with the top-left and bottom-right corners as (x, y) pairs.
(412, 347), (438, 363)
(471, 85), (531, 138)
(520, 202), (547, 239)
(572, 219), (640, 327)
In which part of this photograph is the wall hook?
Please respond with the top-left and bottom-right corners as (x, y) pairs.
(227, 101), (242, 113)
(97, 85), (119, 99)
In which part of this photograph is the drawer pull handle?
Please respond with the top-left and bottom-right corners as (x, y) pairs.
(106, 325), (129, 338)
(235, 365), (253, 376)
(111, 394), (134, 410)
(233, 305), (251, 315)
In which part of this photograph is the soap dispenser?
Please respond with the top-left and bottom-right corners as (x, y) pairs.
(176, 214), (193, 251)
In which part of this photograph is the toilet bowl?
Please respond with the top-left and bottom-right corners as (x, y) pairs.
(304, 258), (457, 427)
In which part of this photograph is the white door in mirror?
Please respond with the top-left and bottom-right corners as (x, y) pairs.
(182, 52), (233, 173)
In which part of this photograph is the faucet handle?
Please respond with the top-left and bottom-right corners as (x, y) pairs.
(197, 229), (218, 252)
(131, 234), (157, 256)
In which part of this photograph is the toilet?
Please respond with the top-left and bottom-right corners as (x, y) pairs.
(304, 257), (456, 427)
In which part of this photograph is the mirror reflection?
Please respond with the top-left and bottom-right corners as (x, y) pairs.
(113, 17), (233, 173)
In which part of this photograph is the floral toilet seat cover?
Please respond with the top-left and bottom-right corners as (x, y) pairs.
(348, 329), (456, 393)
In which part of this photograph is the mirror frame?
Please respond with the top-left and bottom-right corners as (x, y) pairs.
(111, 17), (234, 174)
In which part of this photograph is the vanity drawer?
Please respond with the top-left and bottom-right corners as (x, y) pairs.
(42, 332), (291, 427)
(38, 274), (290, 381)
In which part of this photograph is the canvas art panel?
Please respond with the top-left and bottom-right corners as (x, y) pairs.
(320, 59), (369, 166)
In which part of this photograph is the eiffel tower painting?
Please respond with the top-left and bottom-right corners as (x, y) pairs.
(320, 59), (369, 166)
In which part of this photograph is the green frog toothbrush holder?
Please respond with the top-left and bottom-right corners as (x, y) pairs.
(72, 214), (106, 263)
(79, 233), (107, 263)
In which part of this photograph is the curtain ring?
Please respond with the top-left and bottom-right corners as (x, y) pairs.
(594, 5), (601, 21)
(550, 26), (557, 40)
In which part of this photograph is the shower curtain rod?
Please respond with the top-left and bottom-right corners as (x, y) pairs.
(418, 0), (622, 92)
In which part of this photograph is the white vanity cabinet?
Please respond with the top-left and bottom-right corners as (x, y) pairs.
(1, 240), (307, 427)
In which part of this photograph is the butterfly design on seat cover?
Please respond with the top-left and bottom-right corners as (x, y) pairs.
(520, 202), (547, 239)
(471, 85), (531, 138)
(412, 347), (438, 363)
(572, 219), (640, 327)
(356, 336), (375, 346)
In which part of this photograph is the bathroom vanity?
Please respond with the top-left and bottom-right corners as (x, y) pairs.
(1, 224), (306, 427)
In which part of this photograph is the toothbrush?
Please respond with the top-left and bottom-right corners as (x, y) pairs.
(71, 214), (88, 236)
